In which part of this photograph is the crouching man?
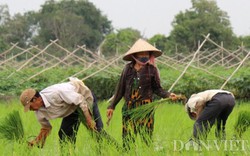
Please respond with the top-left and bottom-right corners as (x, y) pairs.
(20, 77), (103, 148)
(185, 89), (235, 140)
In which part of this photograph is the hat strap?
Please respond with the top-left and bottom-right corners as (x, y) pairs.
(131, 55), (149, 66)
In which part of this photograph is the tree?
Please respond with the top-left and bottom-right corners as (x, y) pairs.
(33, 0), (112, 50)
(0, 5), (10, 51)
(100, 28), (141, 57)
(168, 0), (237, 53)
(2, 12), (36, 48)
(0, 4), (39, 48)
(0, 4), (10, 25)
(0, 0), (112, 51)
(148, 34), (169, 54)
(238, 35), (250, 50)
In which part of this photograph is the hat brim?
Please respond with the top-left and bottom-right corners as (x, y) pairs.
(123, 50), (162, 61)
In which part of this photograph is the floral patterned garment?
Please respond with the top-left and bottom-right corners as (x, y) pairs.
(122, 71), (154, 133)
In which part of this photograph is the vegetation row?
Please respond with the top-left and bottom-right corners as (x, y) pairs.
(0, 66), (249, 101)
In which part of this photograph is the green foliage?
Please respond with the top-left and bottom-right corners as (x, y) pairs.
(238, 35), (250, 50)
(0, 0), (112, 50)
(159, 66), (224, 98)
(0, 4), (10, 24)
(0, 66), (82, 96)
(0, 110), (24, 141)
(100, 28), (141, 57)
(0, 66), (119, 101)
(148, 34), (170, 54)
(173, 74), (223, 98)
(124, 98), (171, 121)
(85, 75), (119, 100)
(0, 66), (249, 101)
(0, 101), (249, 155)
(168, 0), (236, 53)
(76, 107), (122, 151)
(0, 4), (11, 51)
(228, 74), (250, 100)
(0, 28), (9, 51)
(0, 11), (38, 48)
(158, 65), (250, 100)
(2, 1), (250, 55)
(33, 0), (112, 50)
(234, 111), (250, 138)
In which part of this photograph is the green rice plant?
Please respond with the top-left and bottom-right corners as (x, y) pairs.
(234, 110), (250, 138)
(125, 95), (187, 121)
(0, 110), (24, 141)
(124, 98), (171, 121)
(76, 108), (122, 152)
(0, 100), (249, 155)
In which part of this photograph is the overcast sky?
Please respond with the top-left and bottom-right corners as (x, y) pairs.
(1, 0), (250, 38)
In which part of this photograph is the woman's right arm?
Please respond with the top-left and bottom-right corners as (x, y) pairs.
(106, 65), (128, 122)
(107, 65), (128, 110)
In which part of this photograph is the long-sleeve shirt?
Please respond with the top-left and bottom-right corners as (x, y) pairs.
(108, 62), (170, 109)
(185, 89), (234, 114)
(36, 77), (93, 128)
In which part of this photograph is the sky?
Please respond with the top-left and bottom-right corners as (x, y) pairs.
(1, 0), (250, 38)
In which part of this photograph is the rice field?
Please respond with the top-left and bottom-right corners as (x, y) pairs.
(0, 99), (249, 156)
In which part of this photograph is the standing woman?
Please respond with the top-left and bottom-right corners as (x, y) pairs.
(106, 39), (176, 150)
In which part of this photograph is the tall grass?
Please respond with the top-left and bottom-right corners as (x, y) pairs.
(0, 110), (24, 141)
(234, 111), (250, 138)
(0, 99), (249, 155)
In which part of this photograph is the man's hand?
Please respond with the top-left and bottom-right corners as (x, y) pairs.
(190, 112), (197, 120)
(27, 127), (51, 148)
(86, 116), (96, 131)
(27, 140), (36, 147)
(187, 106), (197, 120)
(106, 109), (114, 126)
(195, 104), (204, 119)
(82, 109), (97, 131)
(27, 140), (43, 148)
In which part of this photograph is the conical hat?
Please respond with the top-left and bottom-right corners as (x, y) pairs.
(123, 38), (162, 61)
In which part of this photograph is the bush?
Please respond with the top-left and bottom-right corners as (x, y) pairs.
(228, 74), (250, 100)
(85, 75), (118, 100)
(234, 111), (250, 138)
(0, 66), (249, 101)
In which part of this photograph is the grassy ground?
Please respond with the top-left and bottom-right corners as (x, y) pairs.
(0, 99), (249, 155)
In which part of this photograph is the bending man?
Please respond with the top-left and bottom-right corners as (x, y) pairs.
(20, 77), (102, 147)
(185, 89), (235, 140)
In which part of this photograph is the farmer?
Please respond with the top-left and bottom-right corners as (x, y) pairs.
(106, 38), (176, 150)
(185, 89), (235, 140)
(19, 77), (103, 148)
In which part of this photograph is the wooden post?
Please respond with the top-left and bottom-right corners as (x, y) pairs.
(221, 42), (224, 66)
(197, 40), (200, 67)
(82, 55), (123, 81)
(168, 33), (210, 92)
(220, 50), (250, 89)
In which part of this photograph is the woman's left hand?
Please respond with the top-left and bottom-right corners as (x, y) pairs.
(170, 93), (177, 101)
